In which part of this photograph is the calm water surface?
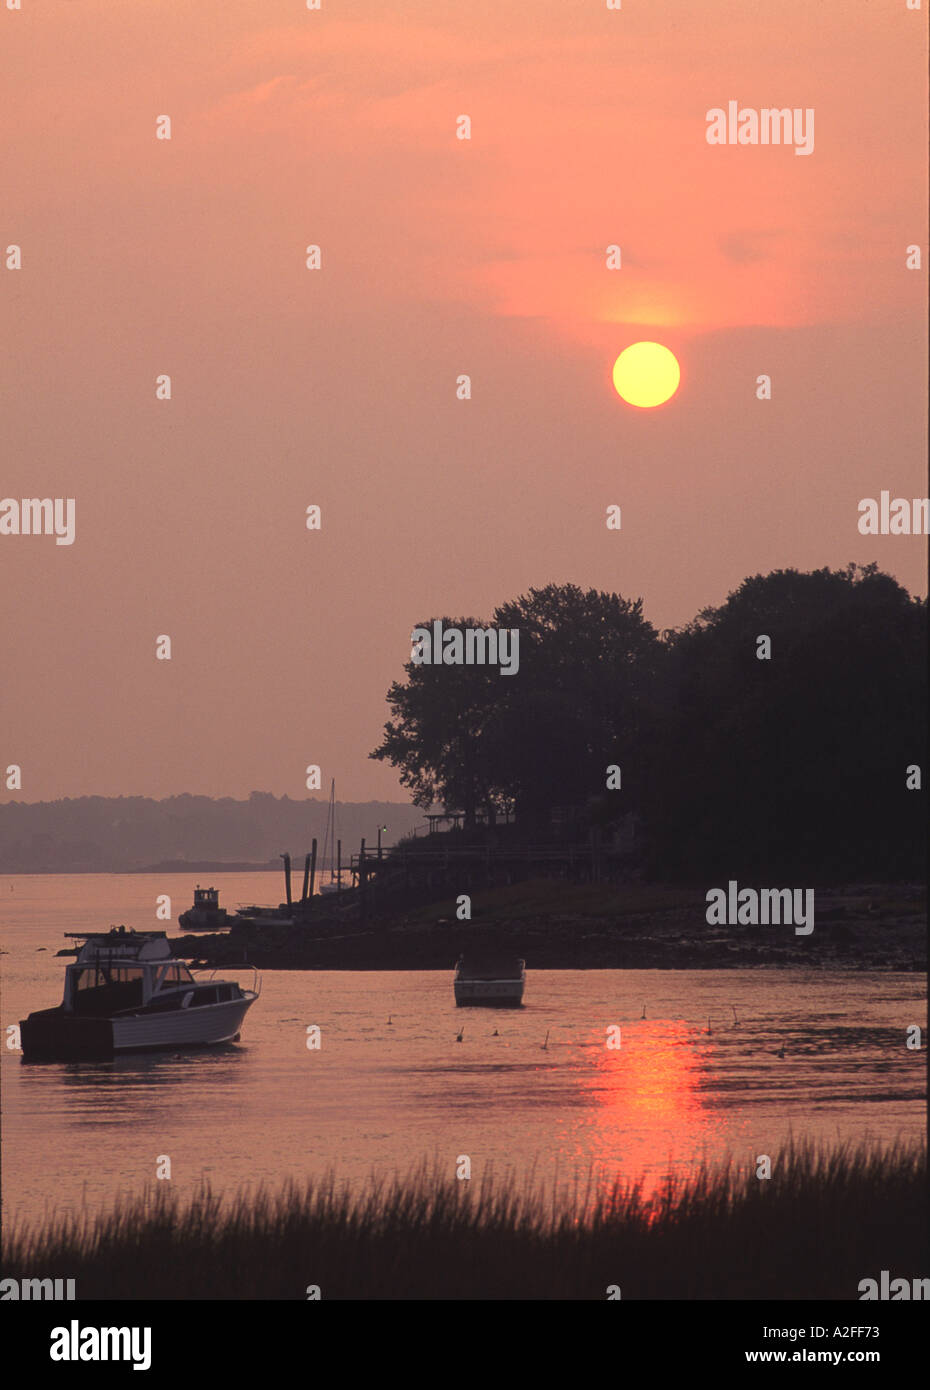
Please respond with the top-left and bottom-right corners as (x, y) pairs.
(1, 874), (925, 1227)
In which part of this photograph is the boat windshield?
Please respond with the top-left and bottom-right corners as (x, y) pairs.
(75, 965), (144, 990)
(157, 963), (195, 989)
(72, 965), (145, 1013)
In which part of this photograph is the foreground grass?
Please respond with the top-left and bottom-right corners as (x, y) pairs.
(3, 1141), (925, 1300)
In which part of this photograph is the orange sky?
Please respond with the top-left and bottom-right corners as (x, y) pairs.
(1, 0), (926, 802)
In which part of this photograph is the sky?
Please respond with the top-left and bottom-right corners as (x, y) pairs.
(1, 0), (926, 803)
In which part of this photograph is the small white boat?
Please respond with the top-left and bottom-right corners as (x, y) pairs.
(20, 927), (260, 1061)
(453, 953), (526, 1007)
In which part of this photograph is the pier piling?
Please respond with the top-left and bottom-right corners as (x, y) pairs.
(281, 852), (292, 907)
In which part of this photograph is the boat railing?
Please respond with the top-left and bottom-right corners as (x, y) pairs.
(64, 930), (166, 939)
(196, 963), (262, 998)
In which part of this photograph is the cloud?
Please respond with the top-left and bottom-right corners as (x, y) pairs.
(717, 231), (782, 265)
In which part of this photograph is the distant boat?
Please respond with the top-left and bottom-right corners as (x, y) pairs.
(178, 884), (231, 931)
(20, 927), (260, 1062)
(453, 953), (526, 1007)
(318, 778), (341, 895)
(234, 905), (295, 927)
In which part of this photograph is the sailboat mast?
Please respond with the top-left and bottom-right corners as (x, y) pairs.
(329, 779), (337, 883)
(319, 779), (333, 875)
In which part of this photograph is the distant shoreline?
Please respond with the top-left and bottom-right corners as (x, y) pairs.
(3, 862), (295, 875)
(130, 861), (285, 874)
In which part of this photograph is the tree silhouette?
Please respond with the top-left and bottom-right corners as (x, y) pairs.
(371, 567), (926, 881)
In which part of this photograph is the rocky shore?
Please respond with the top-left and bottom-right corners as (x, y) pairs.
(170, 883), (926, 971)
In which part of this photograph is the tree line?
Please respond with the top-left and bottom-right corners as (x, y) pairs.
(370, 565), (927, 881)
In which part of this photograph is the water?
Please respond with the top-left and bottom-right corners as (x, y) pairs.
(1, 874), (925, 1229)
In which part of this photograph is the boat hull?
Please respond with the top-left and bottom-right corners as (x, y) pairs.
(21, 995), (256, 1062)
(233, 910), (295, 927)
(177, 912), (230, 931)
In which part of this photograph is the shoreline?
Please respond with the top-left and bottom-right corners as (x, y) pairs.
(170, 882), (927, 972)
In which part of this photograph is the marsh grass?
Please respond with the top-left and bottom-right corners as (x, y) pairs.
(2, 1140), (925, 1300)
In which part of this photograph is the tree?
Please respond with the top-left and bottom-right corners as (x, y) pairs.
(483, 584), (662, 827)
(370, 585), (663, 831)
(369, 614), (503, 827)
(371, 567), (926, 880)
(643, 564), (927, 879)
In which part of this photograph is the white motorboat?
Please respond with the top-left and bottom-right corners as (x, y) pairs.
(453, 953), (526, 1007)
(20, 927), (260, 1061)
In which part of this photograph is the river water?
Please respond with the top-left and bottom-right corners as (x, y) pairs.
(1, 874), (925, 1228)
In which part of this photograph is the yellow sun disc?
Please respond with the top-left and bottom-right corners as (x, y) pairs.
(612, 341), (681, 408)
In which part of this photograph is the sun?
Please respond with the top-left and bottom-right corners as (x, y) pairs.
(612, 342), (681, 408)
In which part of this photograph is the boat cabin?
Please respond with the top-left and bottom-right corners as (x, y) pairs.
(63, 928), (196, 1014)
(454, 953), (525, 981)
(192, 886), (220, 911)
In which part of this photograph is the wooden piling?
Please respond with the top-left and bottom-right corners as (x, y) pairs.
(358, 839), (368, 922)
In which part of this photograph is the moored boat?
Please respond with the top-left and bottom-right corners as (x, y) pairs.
(453, 953), (526, 1007)
(233, 905), (296, 927)
(178, 884), (231, 930)
(20, 927), (260, 1061)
